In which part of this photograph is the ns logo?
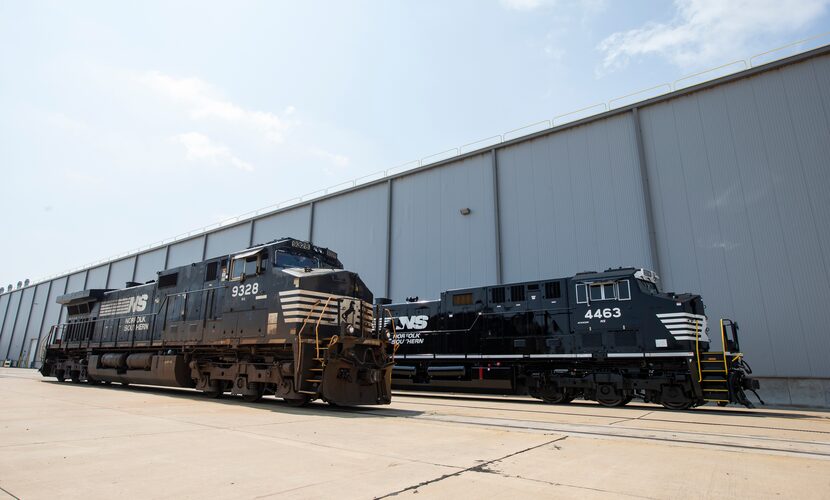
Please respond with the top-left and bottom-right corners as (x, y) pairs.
(129, 294), (149, 313)
(391, 315), (429, 330)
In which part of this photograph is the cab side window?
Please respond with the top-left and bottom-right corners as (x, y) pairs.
(231, 256), (260, 280)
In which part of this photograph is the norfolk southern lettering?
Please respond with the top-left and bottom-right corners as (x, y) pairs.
(40, 238), (392, 406)
(379, 268), (761, 410)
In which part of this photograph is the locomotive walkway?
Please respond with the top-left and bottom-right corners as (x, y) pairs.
(1, 368), (829, 499)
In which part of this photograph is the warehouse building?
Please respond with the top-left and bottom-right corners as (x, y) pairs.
(1, 45), (829, 407)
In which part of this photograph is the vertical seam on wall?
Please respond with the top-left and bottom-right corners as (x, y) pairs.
(248, 220), (255, 247)
(130, 256), (138, 283)
(491, 149), (502, 285)
(631, 108), (662, 277)
(385, 179), (393, 298)
(103, 263), (112, 290)
(15, 288), (37, 363)
(32, 280), (53, 369)
(163, 245), (170, 270)
(307, 202), (315, 243)
(0, 295), (10, 352)
(4, 291), (25, 360)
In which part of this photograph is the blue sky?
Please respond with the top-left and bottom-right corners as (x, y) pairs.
(2, 0), (829, 289)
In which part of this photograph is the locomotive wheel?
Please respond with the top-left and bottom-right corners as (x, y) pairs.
(661, 400), (694, 410)
(55, 370), (66, 382)
(202, 380), (224, 399)
(595, 384), (627, 407)
(283, 395), (310, 407)
(540, 386), (574, 404)
(70, 371), (82, 384)
(242, 383), (265, 403)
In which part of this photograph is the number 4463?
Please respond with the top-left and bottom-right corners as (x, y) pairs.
(585, 307), (621, 319)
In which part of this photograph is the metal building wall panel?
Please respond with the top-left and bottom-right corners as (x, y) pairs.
(252, 206), (311, 245)
(749, 67), (830, 377)
(5, 287), (35, 362)
(390, 154), (497, 301)
(85, 265), (109, 289)
(0, 294), (9, 352)
(0, 291), (21, 360)
(19, 283), (50, 367)
(107, 257), (136, 288)
(60, 272), (88, 325)
(205, 224), (250, 260)
(134, 248), (166, 283)
(695, 85), (780, 376)
(166, 237), (205, 269)
(498, 115), (650, 283)
(65, 272), (87, 292)
(37, 277), (68, 364)
(312, 184), (388, 296)
(640, 56), (830, 378)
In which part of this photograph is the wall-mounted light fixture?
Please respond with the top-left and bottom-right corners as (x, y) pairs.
(459, 208), (471, 216)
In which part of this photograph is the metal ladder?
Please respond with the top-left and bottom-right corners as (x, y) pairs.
(297, 297), (333, 395)
(695, 319), (731, 403)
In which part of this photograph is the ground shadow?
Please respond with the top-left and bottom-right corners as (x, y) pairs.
(39, 379), (423, 418)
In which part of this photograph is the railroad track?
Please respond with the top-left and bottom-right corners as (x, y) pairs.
(341, 393), (830, 460)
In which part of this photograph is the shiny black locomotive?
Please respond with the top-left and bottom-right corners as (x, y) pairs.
(41, 238), (392, 406)
(379, 267), (760, 409)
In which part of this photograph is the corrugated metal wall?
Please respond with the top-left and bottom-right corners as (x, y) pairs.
(1, 48), (828, 384)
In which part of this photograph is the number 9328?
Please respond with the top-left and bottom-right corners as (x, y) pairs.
(231, 283), (259, 297)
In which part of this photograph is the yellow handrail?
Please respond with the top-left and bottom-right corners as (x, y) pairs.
(695, 320), (702, 382)
(297, 299), (323, 345)
(720, 319), (728, 372)
(314, 297), (333, 359)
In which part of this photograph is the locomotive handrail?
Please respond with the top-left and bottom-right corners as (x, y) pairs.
(719, 319), (728, 373)
(314, 297), (333, 360)
(297, 299), (323, 345)
(695, 320), (702, 383)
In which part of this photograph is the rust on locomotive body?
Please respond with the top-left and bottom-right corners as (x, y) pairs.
(40, 238), (393, 406)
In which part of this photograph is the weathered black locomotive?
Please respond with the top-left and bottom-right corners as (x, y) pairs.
(378, 268), (761, 409)
(41, 238), (392, 406)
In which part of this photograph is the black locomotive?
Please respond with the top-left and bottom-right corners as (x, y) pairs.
(41, 238), (392, 406)
(378, 267), (761, 409)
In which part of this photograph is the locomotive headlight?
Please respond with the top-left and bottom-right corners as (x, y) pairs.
(348, 326), (355, 334)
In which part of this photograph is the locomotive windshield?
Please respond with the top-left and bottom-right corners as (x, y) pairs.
(274, 249), (341, 269)
(275, 250), (319, 269)
(636, 279), (659, 294)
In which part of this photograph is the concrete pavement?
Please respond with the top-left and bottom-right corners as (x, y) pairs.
(1, 368), (829, 499)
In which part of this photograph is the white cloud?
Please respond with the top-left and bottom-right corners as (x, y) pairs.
(311, 148), (350, 168)
(501, 0), (605, 12)
(139, 71), (290, 143)
(598, 0), (830, 71)
(501, 0), (549, 10)
(172, 132), (253, 172)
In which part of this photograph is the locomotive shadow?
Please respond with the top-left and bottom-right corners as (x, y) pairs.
(42, 380), (423, 418)
(394, 390), (825, 420)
